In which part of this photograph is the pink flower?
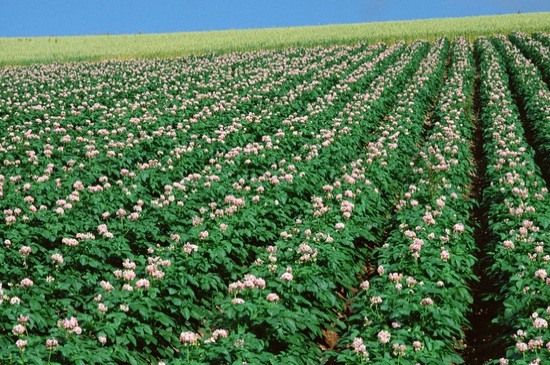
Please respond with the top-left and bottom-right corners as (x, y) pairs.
(98, 303), (108, 313)
(266, 293), (279, 302)
(122, 284), (134, 291)
(183, 242), (198, 254)
(535, 269), (547, 280)
(12, 324), (25, 336)
(135, 279), (150, 289)
(20, 278), (33, 287)
(533, 317), (548, 329)
(503, 240), (515, 249)
(440, 248), (450, 262)
(377, 330), (391, 344)
(46, 338), (59, 350)
(51, 253), (64, 264)
(62, 237), (79, 246)
(98, 336), (107, 344)
(420, 297), (434, 306)
(17, 315), (29, 323)
(100, 280), (114, 291)
(206, 329), (229, 343)
(123, 270), (136, 281)
(231, 298), (246, 305)
(370, 296), (382, 305)
(123, 259), (136, 269)
(516, 342), (528, 352)
(58, 316), (82, 334)
(16, 339), (27, 350)
(352, 337), (368, 357)
(280, 272), (293, 281)
(360, 280), (370, 290)
(199, 231), (209, 240)
(180, 331), (199, 345)
(19, 246), (32, 258)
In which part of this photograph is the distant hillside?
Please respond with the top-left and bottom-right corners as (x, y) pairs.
(1, 12), (550, 66)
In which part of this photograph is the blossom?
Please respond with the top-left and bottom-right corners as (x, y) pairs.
(122, 284), (134, 291)
(51, 253), (64, 264)
(123, 270), (136, 281)
(503, 240), (515, 249)
(16, 339), (28, 350)
(19, 246), (32, 258)
(534, 269), (547, 280)
(12, 324), (25, 336)
(183, 242), (198, 254)
(360, 280), (370, 290)
(205, 329), (228, 343)
(98, 336), (107, 344)
(123, 259), (136, 269)
(46, 338), (59, 350)
(440, 248), (450, 261)
(18, 315), (29, 323)
(266, 293), (279, 302)
(370, 296), (382, 305)
(352, 337), (368, 358)
(20, 278), (33, 287)
(377, 330), (391, 344)
(533, 317), (548, 329)
(516, 342), (528, 352)
(453, 223), (464, 232)
(231, 298), (245, 305)
(180, 331), (199, 345)
(392, 343), (406, 356)
(135, 278), (150, 289)
(420, 297), (434, 306)
(58, 316), (82, 334)
(280, 272), (293, 281)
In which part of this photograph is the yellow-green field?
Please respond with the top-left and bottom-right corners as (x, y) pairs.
(1, 12), (550, 66)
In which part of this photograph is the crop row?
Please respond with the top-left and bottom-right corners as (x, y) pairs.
(338, 37), (476, 365)
(505, 33), (550, 174)
(476, 36), (550, 364)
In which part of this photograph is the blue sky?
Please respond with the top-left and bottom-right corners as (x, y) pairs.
(1, 0), (549, 38)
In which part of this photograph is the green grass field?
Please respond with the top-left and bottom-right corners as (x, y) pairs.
(1, 12), (550, 66)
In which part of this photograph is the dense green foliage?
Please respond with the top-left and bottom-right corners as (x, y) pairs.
(2, 32), (550, 364)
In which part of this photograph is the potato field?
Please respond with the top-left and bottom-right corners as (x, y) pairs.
(2, 33), (550, 364)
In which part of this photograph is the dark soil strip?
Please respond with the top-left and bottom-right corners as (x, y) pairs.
(461, 59), (507, 364)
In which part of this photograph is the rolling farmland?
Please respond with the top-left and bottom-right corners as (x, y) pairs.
(2, 32), (550, 364)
